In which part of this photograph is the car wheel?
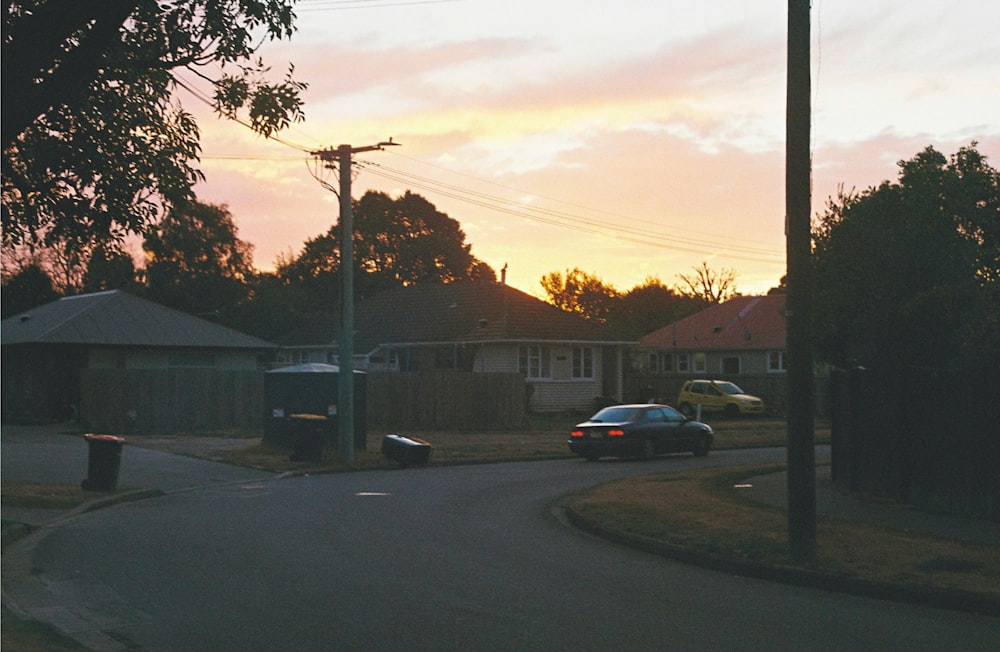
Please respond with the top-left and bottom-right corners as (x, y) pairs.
(679, 403), (693, 418)
(637, 438), (655, 461)
(724, 403), (740, 418)
(692, 436), (710, 457)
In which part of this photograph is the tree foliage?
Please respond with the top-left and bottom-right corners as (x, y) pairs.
(277, 190), (495, 303)
(813, 143), (999, 369)
(540, 270), (703, 339)
(540, 268), (619, 324)
(1, 263), (60, 317)
(2, 1), (305, 251)
(142, 200), (255, 317)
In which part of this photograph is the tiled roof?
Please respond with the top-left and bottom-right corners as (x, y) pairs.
(1, 290), (276, 349)
(277, 281), (624, 350)
(639, 294), (786, 350)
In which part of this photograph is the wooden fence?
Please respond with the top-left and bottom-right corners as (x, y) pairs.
(831, 367), (999, 520)
(80, 368), (264, 435)
(365, 371), (527, 431)
(79, 368), (527, 435)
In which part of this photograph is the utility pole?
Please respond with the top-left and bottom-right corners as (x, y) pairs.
(785, 0), (816, 563)
(311, 139), (399, 463)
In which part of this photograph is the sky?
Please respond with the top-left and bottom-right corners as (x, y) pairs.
(184, 0), (1000, 298)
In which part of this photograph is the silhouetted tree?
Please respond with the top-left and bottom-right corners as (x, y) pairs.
(813, 143), (999, 369)
(3, 1), (306, 253)
(142, 200), (254, 317)
(676, 261), (738, 307)
(1, 263), (60, 316)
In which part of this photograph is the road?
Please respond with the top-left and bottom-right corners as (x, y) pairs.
(15, 447), (1000, 650)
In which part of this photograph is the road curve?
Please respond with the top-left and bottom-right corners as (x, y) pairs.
(14, 448), (1000, 650)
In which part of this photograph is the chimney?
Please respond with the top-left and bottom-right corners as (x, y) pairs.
(501, 263), (508, 285)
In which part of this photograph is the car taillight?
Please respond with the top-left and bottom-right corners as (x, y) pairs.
(570, 430), (584, 438)
(608, 429), (625, 437)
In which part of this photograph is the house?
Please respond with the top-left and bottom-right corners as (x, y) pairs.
(1, 290), (276, 427)
(634, 294), (789, 408)
(276, 280), (634, 412)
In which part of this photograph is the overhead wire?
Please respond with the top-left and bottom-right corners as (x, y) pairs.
(172, 52), (784, 265)
(355, 159), (783, 264)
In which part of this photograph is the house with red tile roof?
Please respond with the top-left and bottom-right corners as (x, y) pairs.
(276, 280), (634, 412)
(634, 294), (789, 409)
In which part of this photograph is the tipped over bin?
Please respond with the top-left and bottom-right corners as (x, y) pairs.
(81, 434), (125, 491)
(381, 434), (432, 467)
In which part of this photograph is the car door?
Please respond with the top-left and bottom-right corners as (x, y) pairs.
(639, 407), (670, 452)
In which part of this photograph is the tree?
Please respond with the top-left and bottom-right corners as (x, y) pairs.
(1, 263), (60, 317)
(3, 1), (306, 251)
(676, 261), (739, 307)
(353, 191), (495, 295)
(812, 144), (999, 369)
(277, 190), (495, 302)
(540, 268), (619, 324)
(607, 277), (699, 340)
(82, 244), (138, 293)
(142, 200), (255, 317)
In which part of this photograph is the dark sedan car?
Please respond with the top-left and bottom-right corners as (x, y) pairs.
(568, 403), (713, 461)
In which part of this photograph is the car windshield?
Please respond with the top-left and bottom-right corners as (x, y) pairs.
(589, 406), (639, 423)
(715, 381), (744, 395)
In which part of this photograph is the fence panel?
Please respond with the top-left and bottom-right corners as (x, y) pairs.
(831, 367), (999, 520)
(80, 369), (265, 435)
(366, 371), (526, 430)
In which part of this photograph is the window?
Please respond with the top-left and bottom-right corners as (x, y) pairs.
(677, 353), (690, 373)
(647, 352), (673, 374)
(768, 351), (786, 372)
(518, 345), (551, 379)
(693, 352), (707, 373)
(572, 347), (594, 379)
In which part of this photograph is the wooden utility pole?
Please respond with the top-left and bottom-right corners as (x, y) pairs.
(785, 0), (816, 563)
(310, 139), (399, 464)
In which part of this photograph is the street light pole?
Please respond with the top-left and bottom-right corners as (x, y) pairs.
(311, 139), (399, 463)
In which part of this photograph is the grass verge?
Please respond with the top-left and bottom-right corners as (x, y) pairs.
(566, 463), (999, 600)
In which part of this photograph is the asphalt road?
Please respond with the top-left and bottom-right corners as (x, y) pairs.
(13, 448), (1000, 651)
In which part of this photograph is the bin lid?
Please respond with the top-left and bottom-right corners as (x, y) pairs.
(84, 434), (126, 444)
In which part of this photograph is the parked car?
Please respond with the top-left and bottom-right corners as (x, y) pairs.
(676, 379), (764, 418)
(568, 404), (713, 461)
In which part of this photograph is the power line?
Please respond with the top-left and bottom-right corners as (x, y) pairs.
(356, 160), (784, 263)
(172, 69), (783, 265)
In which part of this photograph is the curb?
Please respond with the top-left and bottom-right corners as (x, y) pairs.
(562, 504), (1000, 618)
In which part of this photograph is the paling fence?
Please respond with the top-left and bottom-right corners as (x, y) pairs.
(831, 367), (999, 520)
(80, 369), (527, 436)
(365, 371), (527, 431)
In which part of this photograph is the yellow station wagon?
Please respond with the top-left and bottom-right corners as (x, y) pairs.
(676, 379), (764, 418)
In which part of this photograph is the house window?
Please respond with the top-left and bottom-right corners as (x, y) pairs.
(768, 351), (786, 372)
(677, 353), (690, 373)
(648, 352), (673, 375)
(722, 356), (741, 375)
(572, 347), (594, 379)
(693, 352), (707, 373)
(518, 345), (551, 379)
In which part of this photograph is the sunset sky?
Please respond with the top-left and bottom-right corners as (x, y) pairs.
(185, 0), (1000, 297)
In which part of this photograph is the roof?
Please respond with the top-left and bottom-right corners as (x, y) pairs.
(278, 281), (626, 350)
(1, 290), (276, 350)
(639, 294), (786, 351)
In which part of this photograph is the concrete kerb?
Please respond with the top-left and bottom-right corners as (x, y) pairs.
(560, 501), (1000, 618)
